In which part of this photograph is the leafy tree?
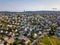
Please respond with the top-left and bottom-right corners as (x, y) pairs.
(49, 26), (57, 36)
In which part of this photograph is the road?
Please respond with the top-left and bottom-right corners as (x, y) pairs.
(30, 35), (44, 45)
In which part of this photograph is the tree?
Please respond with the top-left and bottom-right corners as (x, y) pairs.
(49, 26), (56, 36)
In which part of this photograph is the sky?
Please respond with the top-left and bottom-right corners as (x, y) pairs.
(0, 0), (60, 12)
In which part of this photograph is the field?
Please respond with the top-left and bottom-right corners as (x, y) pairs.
(37, 36), (60, 45)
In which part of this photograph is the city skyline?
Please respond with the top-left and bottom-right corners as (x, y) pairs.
(0, 0), (60, 12)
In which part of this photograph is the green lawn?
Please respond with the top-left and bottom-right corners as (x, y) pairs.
(41, 37), (52, 45)
(41, 36), (60, 45)
(49, 36), (60, 45)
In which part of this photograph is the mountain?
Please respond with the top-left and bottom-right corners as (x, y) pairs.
(0, 11), (60, 15)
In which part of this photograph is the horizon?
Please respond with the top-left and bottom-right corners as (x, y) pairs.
(1, 10), (60, 12)
(0, 10), (60, 12)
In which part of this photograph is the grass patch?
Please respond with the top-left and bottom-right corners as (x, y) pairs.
(49, 36), (60, 45)
(42, 37), (52, 45)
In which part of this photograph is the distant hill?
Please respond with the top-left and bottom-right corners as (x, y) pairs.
(0, 11), (17, 14)
(0, 11), (60, 15)
(22, 11), (60, 15)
